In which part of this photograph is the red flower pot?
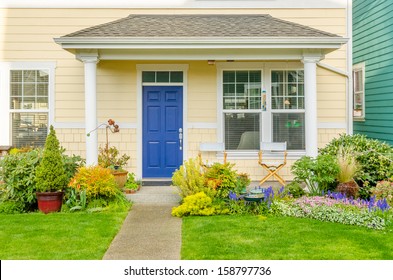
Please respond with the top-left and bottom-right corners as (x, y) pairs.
(36, 191), (64, 214)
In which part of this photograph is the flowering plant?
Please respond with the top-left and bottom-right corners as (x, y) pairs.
(271, 191), (390, 230)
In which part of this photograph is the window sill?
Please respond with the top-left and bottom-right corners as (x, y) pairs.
(353, 117), (365, 122)
(216, 151), (306, 160)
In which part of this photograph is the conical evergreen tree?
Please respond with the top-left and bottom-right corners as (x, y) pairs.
(35, 125), (68, 192)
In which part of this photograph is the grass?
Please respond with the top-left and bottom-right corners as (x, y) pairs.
(182, 215), (393, 260)
(0, 211), (128, 260)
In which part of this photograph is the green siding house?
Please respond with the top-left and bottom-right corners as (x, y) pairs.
(353, 0), (393, 145)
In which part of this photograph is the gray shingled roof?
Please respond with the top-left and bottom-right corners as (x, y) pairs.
(63, 14), (340, 38)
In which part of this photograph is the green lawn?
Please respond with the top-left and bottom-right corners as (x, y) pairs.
(182, 215), (393, 260)
(0, 211), (128, 260)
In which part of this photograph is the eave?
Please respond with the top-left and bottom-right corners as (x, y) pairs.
(54, 36), (348, 51)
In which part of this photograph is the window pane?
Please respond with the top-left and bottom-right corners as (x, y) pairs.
(11, 71), (22, 83)
(10, 69), (49, 110)
(36, 97), (48, 109)
(37, 84), (48, 96)
(10, 97), (22, 109)
(223, 71), (235, 83)
(271, 70), (304, 111)
(12, 113), (48, 148)
(23, 70), (36, 82)
(142, 71), (155, 83)
(273, 113), (305, 150)
(225, 113), (260, 150)
(170, 71), (183, 83)
(223, 70), (262, 110)
(24, 84), (35, 96)
(223, 97), (236, 109)
(249, 71), (261, 83)
(156, 71), (170, 83)
(37, 70), (49, 82)
(10, 84), (22, 96)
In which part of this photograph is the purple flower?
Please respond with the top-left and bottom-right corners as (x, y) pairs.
(228, 191), (238, 201)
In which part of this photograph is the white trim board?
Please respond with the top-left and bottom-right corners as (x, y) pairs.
(0, 0), (348, 9)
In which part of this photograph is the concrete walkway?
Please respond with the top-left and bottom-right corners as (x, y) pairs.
(103, 186), (182, 260)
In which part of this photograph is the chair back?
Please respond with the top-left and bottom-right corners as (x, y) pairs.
(199, 142), (225, 152)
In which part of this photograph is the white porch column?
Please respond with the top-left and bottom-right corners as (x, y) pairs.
(79, 54), (99, 165)
(302, 56), (320, 157)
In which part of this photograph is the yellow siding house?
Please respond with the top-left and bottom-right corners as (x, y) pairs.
(0, 0), (351, 181)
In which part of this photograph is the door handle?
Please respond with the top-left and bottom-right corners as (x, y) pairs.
(179, 128), (183, 150)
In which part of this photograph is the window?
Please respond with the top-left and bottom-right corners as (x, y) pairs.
(10, 69), (50, 147)
(223, 70), (261, 150)
(142, 71), (183, 83)
(353, 63), (365, 119)
(271, 70), (305, 150)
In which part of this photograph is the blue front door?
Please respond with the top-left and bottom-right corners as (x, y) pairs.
(143, 86), (183, 178)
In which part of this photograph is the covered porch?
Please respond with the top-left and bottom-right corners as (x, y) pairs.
(54, 14), (347, 179)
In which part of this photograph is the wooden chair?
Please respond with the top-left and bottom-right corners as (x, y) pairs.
(198, 142), (227, 168)
(258, 142), (287, 186)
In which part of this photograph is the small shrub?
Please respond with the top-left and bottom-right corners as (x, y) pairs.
(172, 158), (213, 198)
(291, 154), (339, 195)
(204, 162), (238, 198)
(235, 173), (251, 193)
(171, 192), (227, 217)
(123, 173), (141, 191)
(35, 126), (68, 192)
(371, 178), (393, 206)
(285, 181), (305, 198)
(0, 200), (25, 214)
(68, 166), (119, 200)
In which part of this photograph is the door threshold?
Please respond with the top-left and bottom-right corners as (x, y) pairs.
(142, 179), (172, 186)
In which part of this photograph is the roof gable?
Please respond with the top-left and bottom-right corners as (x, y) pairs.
(63, 14), (340, 38)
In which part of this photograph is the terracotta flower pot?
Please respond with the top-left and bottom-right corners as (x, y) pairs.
(111, 170), (128, 188)
(36, 191), (64, 214)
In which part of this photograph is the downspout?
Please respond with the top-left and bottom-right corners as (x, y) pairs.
(347, 0), (354, 134)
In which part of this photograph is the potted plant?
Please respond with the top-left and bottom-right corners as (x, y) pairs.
(88, 119), (131, 188)
(123, 173), (142, 194)
(98, 145), (130, 188)
(35, 126), (68, 213)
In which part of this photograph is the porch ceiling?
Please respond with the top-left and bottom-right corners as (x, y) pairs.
(54, 14), (348, 60)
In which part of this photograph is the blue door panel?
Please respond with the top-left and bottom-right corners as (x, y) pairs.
(143, 86), (183, 178)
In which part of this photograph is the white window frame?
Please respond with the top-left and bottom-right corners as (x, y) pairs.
(0, 62), (56, 146)
(217, 62), (306, 159)
(271, 69), (306, 152)
(353, 62), (365, 121)
(217, 62), (265, 158)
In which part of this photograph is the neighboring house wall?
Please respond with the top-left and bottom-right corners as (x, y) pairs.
(0, 7), (349, 180)
(353, 0), (393, 145)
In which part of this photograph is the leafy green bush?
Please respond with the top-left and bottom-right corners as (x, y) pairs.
(204, 162), (238, 198)
(319, 134), (393, 187)
(172, 158), (213, 199)
(35, 126), (68, 192)
(171, 192), (228, 217)
(284, 181), (305, 198)
(0, 149), (42, 211)
(291, 154), (339, 195)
